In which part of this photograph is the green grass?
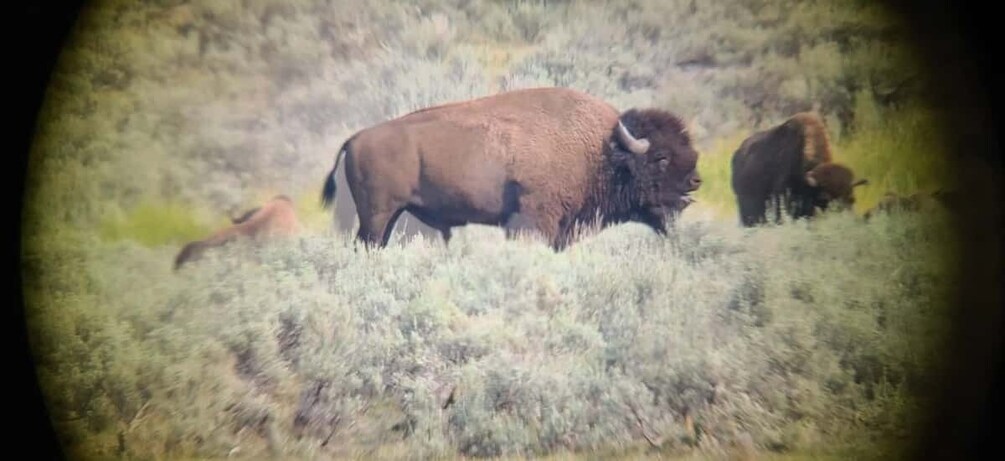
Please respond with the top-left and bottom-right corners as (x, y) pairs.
(835, 103), (959, 213)
(692, 131), (753, 221)
(98, 199), (215, 247)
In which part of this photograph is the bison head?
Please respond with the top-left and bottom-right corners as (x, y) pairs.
(609, 109), (701, 231)
(805, 163), (868, 210)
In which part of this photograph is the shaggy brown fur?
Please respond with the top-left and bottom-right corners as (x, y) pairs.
(731, 112), (867, 227)
(174, 195), (301, 270)
(790, 111), (833, 166)
(321, 87), (701, 250)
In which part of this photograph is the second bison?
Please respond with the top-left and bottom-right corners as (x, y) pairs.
(174, 195), (301, 270)
(731, 112), (868, 227)
(863, 189), (962, 220)
(320, 87), (702, 250)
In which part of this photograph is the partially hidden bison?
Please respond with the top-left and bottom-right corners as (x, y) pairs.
(863, 189), (961, 220)
(730, 112), (868, 227)
(320, 87), (702, 250)
(174, 195), (301, 270)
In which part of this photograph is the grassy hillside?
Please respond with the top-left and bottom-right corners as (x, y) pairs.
(21, 0), (969, 459)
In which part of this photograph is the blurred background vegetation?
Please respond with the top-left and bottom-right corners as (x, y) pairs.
(21, 0), (970, 459)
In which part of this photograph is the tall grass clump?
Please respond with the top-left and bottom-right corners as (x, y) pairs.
(835, 98), (959, 213)
(98, 199), (215, 247)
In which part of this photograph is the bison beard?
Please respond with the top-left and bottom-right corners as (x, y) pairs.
(319, 87), (701, 250)
(730, 112), (867, 227)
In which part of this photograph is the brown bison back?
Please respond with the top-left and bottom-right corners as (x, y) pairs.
(236, 195), (301, 238)
(364, 86), (620, 173)
(347, 87), (621, 230)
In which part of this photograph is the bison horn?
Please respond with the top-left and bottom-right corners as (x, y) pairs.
(853, 178), (869, 187)
(616, 120), (650, 155)
(805, 172), (818, 187)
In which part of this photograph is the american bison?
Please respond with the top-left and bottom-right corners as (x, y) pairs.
(320, 87), (701, 250)
(863, 189), (961, 220)
(731, 112), (868, 227)
(174, 195), (301, 270)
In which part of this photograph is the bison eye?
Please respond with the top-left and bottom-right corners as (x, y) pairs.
(657, 158), (669, 169)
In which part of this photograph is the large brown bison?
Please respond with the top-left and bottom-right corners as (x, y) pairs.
(730, 112), (868, 227)
(174, 195), (301, 270)
(319, 87), (702, 250)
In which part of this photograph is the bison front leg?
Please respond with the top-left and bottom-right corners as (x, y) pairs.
(772, 193), (783, 224)
(502, 210), (565, 249)
(540, 217), (568, 251)
(736, 194), (767, 227)
(503, 212), (538, 240)
(551, 227), (581, 252)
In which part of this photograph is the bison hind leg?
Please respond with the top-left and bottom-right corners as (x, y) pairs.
(356, 208), (407, 248)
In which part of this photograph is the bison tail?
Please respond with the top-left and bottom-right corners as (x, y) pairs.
(321, 167), (337, 209)
(321, 141), (349, 209)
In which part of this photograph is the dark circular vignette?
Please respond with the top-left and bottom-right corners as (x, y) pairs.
(11, 1), (1000, 460)
(14, 3), (86, 460)
(887, 0), (1002, 459)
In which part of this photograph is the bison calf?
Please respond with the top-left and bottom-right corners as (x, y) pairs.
(731, 112), (868, 227)
(174, 195), (301, 270)
(320, 87), (702, 250)
(863, 189), (960, 220)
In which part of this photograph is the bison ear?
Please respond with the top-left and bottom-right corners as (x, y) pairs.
(608, 142), (643, 179)
(805, 172), (818, 187)
(608, 142), (634, 165)
(853, 178), (869, 187)
(616, 120), (650, 155)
